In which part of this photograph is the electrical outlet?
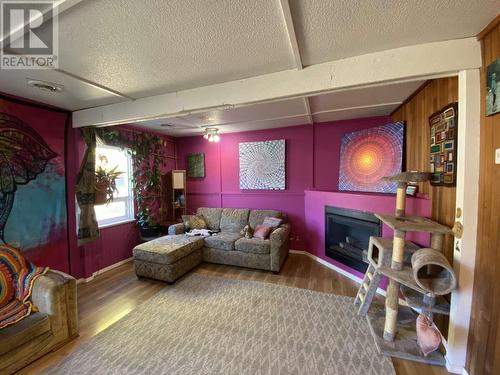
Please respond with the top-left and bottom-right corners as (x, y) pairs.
(496, 148), (500, 164)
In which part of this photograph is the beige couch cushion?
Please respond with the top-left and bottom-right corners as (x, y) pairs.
(204, 232), (242, 251)
(248, 210), (282, 230)
(197, 208), (223, 230)
(0, 312), (50, 356)
(219, 208), (250, 233)
(133, 235), (204, 265)
(235, 238), (271, 254)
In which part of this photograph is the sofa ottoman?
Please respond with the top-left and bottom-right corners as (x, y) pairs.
(168, 207), (290, 273)
(133, 235), (204, 283)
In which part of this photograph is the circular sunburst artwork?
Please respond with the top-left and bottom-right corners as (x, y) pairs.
(338, 123), (404, 193)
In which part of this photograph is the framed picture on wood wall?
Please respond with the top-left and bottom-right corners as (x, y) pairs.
(429, 103), (458, 186)
(486, 58), (500, 116)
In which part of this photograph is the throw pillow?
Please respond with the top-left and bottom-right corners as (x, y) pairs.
(262, 216), (283, 229)
(416, 314), (441, 356)
(182, 215), (207, 230)
(253, 224), (272, 240)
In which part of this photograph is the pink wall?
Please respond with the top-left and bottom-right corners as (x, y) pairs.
(314, 117), (398, 190)
(304, 190), (431, 279)
(0, 94), (177, 279)
(177, 125), (314, 249)
(176, 116), (395, 251)
(3, 94), (430, 282)
(66, 125), (176, 279)
(64, 127), (138, 278)
(0, 94), (71, 274)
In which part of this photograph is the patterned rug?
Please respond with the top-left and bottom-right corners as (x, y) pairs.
(47, 274), (395, 375)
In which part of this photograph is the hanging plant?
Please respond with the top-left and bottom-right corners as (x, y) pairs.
(94, 154), (123, 205)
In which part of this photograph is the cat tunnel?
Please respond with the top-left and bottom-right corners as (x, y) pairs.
(411, 248), (457, 295)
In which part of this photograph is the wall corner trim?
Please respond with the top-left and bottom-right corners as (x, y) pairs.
(445, 354), (466, 374)
(76, 257), (133, 284)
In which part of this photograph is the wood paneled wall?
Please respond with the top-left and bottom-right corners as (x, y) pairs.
(466, 17), (500, 375)
(391, 77), (458, 263)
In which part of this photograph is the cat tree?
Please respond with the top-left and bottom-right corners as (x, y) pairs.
(355, 172), (457, 365)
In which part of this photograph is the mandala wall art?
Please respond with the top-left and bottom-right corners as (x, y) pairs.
(0, 98), (69, 271)
(338, 122), (404, 193)
(239, 139), (285, 190)
(429, 103), (458, 186)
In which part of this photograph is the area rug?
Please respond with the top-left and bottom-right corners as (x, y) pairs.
(46, 274), (395, 375)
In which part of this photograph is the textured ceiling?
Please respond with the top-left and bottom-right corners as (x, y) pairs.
(56, 0), (295, 98)
(0, 69), (125, 111)
(290, 0), (499, 65)
(0, 0), (495, 129)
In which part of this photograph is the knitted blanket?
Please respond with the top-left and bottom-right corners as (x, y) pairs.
(0, 245), (48, 329)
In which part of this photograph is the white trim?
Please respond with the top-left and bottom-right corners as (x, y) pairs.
(289, 250), (386, 297)
(444, 69), (481, 374)
(445, 356), (467, 374)
(76, 257), (133, 284)
(98, 218), (136, 229)
(72, 38), (481, 127)
(462, 368), (470, 375)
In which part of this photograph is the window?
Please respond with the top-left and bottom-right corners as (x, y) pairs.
(94, 145), (134, 227)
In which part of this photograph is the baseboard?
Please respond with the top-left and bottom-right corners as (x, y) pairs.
(76, 257), (133, 284)
(289, 250), (386, 297)
(441, 353), (467, 375)
(440, 336), (465, 374)
(443, 355), (466, 374)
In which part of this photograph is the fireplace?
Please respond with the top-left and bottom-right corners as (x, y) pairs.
(325, 206), (381, 272)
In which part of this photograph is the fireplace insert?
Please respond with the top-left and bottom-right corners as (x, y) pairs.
(325, 206), (381, 272)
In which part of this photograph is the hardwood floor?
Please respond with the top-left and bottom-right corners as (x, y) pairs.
(18, 254), (450, 375)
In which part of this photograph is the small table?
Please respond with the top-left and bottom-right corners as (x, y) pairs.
(133, 235), (204, 284)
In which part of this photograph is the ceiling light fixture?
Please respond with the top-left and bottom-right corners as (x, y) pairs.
(27, 79), (63, 93)
(203, 127), (220, 142)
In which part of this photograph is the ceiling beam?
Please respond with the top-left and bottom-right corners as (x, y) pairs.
(73, 37), (481, 128)
(303, 97), (313, 124)
(137, 101), (403, 132)
(278, 0), (303, 69)
(311, 102), (402, 116)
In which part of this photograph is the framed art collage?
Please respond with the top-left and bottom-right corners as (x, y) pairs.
(429, 103), (458, 186)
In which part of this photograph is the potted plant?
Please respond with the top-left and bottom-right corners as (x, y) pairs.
(96, 129), (164, 236)
(128, 133), (164, 237)
(136, 207), (161, 238)
(95, 155), (123, 205)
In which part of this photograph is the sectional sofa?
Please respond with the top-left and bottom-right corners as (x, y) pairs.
(169, 207), (290, 273)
